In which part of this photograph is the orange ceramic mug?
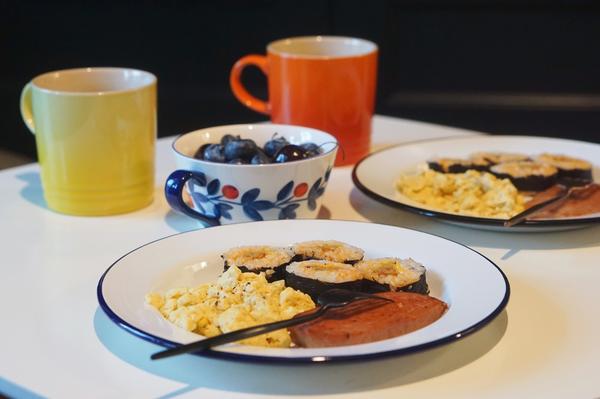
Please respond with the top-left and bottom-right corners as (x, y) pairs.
(230, 36), (378, 166)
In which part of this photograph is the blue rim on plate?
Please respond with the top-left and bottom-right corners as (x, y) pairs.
(97, 220), (510, 364)
(352, 136), (600, 230)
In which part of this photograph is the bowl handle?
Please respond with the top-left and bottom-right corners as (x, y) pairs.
(164, 170), (221, 227)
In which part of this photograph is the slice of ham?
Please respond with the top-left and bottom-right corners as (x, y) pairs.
(289, 291), (448, 348)
(526, 183), (600, 219)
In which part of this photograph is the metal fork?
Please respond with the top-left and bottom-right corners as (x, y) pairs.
(504, 183), (595, 227)
(150, 288), (393, 360)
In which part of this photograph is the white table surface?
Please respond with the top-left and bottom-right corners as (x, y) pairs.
(2, 114), (600, 399)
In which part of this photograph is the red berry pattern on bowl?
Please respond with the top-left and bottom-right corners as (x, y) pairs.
(186, 168), (331, 221)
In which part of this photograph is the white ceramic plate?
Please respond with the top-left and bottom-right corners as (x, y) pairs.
(352, 136), (600, 232)
(98, 220), (508, 363)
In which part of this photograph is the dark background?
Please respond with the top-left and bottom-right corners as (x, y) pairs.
(2, 0), (600, 162)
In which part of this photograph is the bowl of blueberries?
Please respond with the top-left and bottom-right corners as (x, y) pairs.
(165, 123), (338, 226)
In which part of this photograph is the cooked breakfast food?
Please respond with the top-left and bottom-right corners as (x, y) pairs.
(292, 240), (364, 264)
(470, 152), (530, 167)
(396, 169), (526, 218)
(146, 240), (448, 348)
(397, 151), (595, 219)
(536, 153), (593, 186)
(145, 265), (314, 347)
(427, 157), (489, 174)
(355, 258), (429, 295)
(222, 245), (294, 282)
(289, 291), (448, 348)
(285, 260), (363, 301)
(489, 161), (558, 191)
(526, 183), (600, 219)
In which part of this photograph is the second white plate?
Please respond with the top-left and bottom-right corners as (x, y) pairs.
(352, 135), (600, 232)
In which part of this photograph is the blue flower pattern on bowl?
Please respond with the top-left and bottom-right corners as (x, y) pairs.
(188, 167), (332, 222)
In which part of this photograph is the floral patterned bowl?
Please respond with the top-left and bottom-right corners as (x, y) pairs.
(165, 124), (338, 227)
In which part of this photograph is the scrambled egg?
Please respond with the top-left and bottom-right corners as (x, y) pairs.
(396, 169), (526, 218)
(145, 266), (315, 347)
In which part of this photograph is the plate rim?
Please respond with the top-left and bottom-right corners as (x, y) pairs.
(352, 135), (600, 229)
(97, 219), (510, 364)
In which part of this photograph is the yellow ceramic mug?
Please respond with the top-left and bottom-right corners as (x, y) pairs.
(20, 67), (156, 215)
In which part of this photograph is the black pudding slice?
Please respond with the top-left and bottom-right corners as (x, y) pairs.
(292, 240), (364, 264)
(285, 260), (363, 302)
(536, 153), (593, 186)
(490, 161), (558, 191)
(427, 157), (489, 173)
(469, 152), (530, 169)
(354, 258), (429, 295)
(222, 245), (294, 282)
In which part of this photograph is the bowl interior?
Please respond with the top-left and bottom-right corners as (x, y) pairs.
(173, 124), (338, 159)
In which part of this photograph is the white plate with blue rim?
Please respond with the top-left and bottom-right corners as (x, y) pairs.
(352, 135), (600, 232)
(97, 219), (509, 363)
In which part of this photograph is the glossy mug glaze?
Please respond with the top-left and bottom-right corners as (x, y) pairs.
(165, 124), (338, 227)
(230, 36), (378, 166)
(20, 67), (156, 215)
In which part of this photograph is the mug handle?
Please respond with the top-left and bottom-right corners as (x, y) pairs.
(164, 170), (221, 227)
(229, 55), (270, 115)
(20, 83), (35, 134)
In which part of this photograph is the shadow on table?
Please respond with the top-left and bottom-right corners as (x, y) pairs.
(164, 206), (332, 233)
(16, 171), (48, 210)
(94, 307), (507, 396)
(349, 188), (600, 259)
(164, 210), (204, 233)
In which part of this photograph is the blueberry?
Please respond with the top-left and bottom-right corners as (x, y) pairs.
(274, 145), (309, 163)
(263, 136), (289, 157)
(250, 149), (272, 165)
(228, 158), (247, 165)
(193, 143), (210, 160)
(203, 143), (226, 163)
(220, 134), (240, 146)
(300, 142), (322, 157)
(224, 139), (258, 161)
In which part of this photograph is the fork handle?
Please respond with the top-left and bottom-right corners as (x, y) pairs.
(504, 189), (570, 227)
(349, 291), (395, 302)
(151, 306), (328, 360)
